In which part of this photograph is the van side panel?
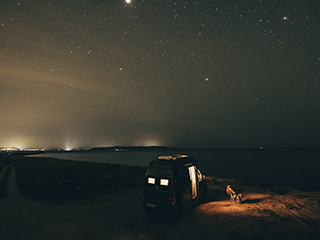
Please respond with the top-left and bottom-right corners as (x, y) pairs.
(177, 165), (192, 211)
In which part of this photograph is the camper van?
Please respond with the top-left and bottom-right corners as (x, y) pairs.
(142, 154), (207, 215)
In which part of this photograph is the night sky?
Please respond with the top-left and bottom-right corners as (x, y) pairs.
(1, 0), (320, 149)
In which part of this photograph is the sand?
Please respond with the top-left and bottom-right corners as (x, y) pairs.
(0, 164), (319, 240)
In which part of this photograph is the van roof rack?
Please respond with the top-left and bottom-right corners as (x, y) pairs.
(158, 154), (188, 160)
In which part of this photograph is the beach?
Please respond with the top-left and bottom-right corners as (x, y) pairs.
(0, 155), (319, 240)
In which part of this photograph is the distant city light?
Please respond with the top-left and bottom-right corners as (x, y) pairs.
(65, 139), (76, 152)
(1, 147), (45, 152)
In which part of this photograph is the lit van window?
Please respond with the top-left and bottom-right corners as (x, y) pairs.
(148, 177), (156, 184)
(197, 169), (203, 182)
(160, 179), (169, 186)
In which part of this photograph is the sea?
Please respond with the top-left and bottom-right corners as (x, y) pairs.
(28, 148), (320, 191)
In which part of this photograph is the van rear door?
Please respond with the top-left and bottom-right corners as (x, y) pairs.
(143, 161), (175, 213)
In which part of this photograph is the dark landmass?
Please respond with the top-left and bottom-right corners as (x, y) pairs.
(27, 146), (179, 153)
(88, 146), (179, 152)
(0, 163), (11, 198)
(0, 155), (146, 202)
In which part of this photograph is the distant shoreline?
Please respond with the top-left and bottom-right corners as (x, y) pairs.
(2, 146), (320, 155)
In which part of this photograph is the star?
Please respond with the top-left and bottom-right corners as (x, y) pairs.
(125, 0), (131, 4)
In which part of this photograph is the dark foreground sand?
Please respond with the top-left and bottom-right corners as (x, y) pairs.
(0, 164), (319, 240)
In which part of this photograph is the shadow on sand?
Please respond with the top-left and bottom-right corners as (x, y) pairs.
(242, 198), (265, 204)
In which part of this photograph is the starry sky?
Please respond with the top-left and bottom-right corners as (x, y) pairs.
(1, 0), (320, 149)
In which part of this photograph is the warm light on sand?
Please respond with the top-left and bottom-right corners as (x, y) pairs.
(198, 193), (271, 215)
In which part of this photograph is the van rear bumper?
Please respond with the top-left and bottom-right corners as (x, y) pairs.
(143, 200), (179, 215)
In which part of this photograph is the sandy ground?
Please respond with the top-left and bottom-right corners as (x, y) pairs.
(0, 165), (319, 240)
